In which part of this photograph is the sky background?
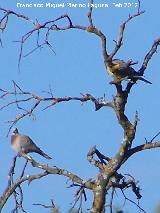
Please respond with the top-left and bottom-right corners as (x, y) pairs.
(0, 0), (160, 212)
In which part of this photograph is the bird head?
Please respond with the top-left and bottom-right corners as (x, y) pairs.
(12, 127), (19, 135)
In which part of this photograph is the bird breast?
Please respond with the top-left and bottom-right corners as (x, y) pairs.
(11, 135), (22, 152)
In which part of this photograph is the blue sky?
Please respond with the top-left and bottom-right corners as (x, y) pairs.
(0, 0), (160, 212)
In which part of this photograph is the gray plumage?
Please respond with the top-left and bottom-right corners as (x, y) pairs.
(11, 128), (52, 159)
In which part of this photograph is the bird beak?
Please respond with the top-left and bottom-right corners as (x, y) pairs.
(12, 128), (18, 135)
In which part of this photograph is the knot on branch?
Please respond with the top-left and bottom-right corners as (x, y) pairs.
(87, 146), (110, 171)
(86, 25), (96, 32)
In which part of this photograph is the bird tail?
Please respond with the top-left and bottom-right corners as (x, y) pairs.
(139, 77), (152, 84)
(36, 149), (52, 159)
(133, 75), (152, 84)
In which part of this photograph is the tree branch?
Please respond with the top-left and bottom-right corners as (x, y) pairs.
(139, 37), (160, 75)
(0, 154), (95, 212)
(109, 2), (145, 59)
(0, 82), (112, 136)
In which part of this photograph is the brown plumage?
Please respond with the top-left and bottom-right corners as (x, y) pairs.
(106, 59), (152, 84)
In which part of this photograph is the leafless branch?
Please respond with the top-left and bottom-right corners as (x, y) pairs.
(112, 175), (142, 200)
(87, 0), (94, 26)
(139, 37), (160, 75)
(33, 199), (57, 212)
(6, 156), (29, 212)
(87, 145), (110, 170)
(0, 8), (75, 70)
(127, 141), (160, 159)
(0, 171), (49, 211)
(12, 185), (27, 213)
(20, 160), (28, 178)
(0, 1), (159, 212)
(109, 187), (115, 213)
(0, 153), (94, 212)
(121, 190), (147, 213)
(109, 0), (145, 59)
(68, 183), (87, 213)
(0, 82), (112, 136)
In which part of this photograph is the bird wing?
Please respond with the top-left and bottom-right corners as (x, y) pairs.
(18, 134), (40, 153)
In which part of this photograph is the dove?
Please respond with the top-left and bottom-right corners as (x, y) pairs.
(11, 128), (52, 159)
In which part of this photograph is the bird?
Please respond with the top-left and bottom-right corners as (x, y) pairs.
(11, 128), (52, 159)
(105, 59), (152, 84)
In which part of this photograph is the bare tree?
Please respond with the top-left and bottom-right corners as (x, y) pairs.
(0, 0), (160, 212)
